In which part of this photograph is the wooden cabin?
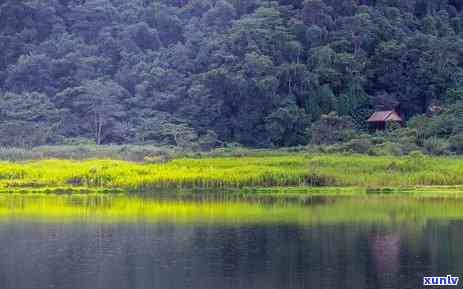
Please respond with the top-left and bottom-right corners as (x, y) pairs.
(367, 110), (403, 131)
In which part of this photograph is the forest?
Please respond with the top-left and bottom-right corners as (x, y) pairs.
(1, 0), (463, 153)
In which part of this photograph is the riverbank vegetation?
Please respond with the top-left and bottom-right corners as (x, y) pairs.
(1, 153), (463, 193)
(0, 144), (303, 161)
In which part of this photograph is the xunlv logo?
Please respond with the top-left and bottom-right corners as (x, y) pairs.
(423, 275), (459, 286)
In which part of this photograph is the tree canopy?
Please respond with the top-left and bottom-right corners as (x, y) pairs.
(1, 0), (463, 148)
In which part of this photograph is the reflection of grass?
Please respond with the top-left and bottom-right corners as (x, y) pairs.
(1, 194), (463, 225)
(1, 154), (463, 192)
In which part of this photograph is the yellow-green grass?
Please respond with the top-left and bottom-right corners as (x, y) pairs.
(0, 193), (462, 225)
(0, 153), (463, 193)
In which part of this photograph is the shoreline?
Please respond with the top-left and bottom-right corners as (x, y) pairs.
(1, 185), (463, 199)
(0, 153), (463, 196)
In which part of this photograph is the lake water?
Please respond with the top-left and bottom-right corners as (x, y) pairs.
(0, 194), (462, 289)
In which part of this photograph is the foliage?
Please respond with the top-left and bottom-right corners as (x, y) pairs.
(0, 153), (462, 191)
(0, 145), (176, 162)
(59, 79), (128, 144)
(423, 137), (451, 155)
(308, 112), (354, 145)
(1, 0), (463, 148)
(449, 133), (463, 154)
(343, 137), (374, 154)
(368, 142), (404, 156)
(0, 92), (62, 147)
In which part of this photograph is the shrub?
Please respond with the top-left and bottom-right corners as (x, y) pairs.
(449, 134), (463, 154)
(61, 138), (97, 146)
(0, 147), (43, 161)
(367, 133), (387, 145)
(423, 137), (451, 155)
(343, 138), (374, 154)
(397, 137), (421, 154)
(309, 112), (354, 145)
(369, 142), (404, 156)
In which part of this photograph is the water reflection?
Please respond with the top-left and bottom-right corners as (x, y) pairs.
(0, 195), (461, 289)
(370, 231), (401, 289)
(1, 194), (463, 225)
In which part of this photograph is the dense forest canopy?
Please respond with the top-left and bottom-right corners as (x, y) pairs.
(1, 0), (463, 149)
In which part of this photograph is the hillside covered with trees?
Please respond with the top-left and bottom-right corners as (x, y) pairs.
(1, 0), (463, 151)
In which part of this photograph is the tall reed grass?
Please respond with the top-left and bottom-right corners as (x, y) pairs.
(0, 153), (462, 192)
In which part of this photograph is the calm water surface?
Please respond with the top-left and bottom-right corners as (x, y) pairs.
(0, 194), (462, 289)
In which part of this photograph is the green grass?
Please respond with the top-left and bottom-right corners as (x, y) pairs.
(0, 153), (462, 193)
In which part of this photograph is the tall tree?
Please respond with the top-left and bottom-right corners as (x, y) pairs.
(59, 79), (127, 144)
(0, 92), (62, 147)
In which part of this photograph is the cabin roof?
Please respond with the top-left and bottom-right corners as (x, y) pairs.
(367, 111), (403, 123)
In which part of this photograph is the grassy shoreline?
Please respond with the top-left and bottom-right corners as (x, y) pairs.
(3, 186), (463, 199)
(0, 152), (463, 195)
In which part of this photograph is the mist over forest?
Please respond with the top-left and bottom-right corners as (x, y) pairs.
(1, 0), (463, 150)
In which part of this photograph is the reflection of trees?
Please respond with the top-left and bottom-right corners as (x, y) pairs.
(0, 221), (461, 289)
